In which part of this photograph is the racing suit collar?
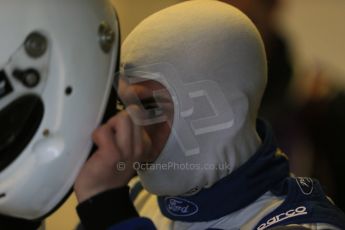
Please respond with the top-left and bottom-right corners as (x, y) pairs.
(157, 119), (290, 222)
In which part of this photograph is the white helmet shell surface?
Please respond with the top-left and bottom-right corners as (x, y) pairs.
(0, 0), (119, 219)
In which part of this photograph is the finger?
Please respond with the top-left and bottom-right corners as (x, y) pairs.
(92, 125), (118, 154)
(92, 125), (114, 149)
(107, 110), (134, 160)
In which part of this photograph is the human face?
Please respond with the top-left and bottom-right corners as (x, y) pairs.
(118, 77), (174, 163)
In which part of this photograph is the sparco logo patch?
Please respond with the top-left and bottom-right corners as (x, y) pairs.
(165, 197), (199, 217)
(257, 206), (308, 230)
(296, 177), (314, 195)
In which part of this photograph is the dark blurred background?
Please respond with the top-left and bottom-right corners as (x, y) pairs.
(220, 0), (345, 212)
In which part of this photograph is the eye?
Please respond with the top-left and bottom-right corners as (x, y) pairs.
(140, 97), (165, 119)
(141, 97), (159, 110)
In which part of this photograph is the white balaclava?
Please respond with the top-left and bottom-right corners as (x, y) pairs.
(121, 0), (267, 196)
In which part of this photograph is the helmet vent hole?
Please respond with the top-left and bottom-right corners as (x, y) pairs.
(43, 129), (50, 137)
(65, 86), (73, 96)
(0, 193), (6, 199)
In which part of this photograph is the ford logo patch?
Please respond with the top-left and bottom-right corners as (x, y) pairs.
(164, 197), (199, 217)
(296, 177), (314, 195)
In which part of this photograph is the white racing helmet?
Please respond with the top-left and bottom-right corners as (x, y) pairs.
(0, 0), (119, 220)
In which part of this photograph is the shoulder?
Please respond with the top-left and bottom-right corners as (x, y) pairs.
(254, 177), (345, 230)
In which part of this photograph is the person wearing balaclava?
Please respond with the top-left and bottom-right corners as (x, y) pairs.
(74, 1), (345, 230)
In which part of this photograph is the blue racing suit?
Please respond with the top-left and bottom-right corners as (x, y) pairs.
(77, 120), (345, 230)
